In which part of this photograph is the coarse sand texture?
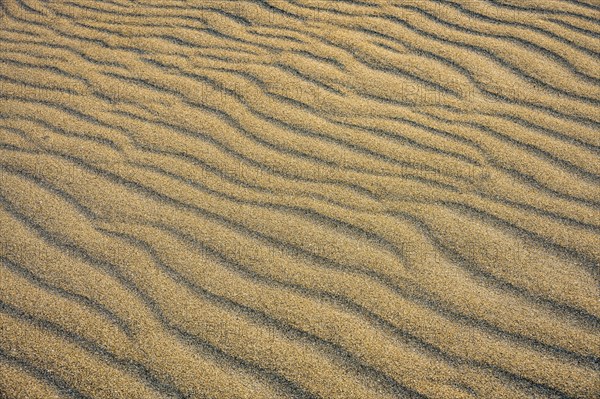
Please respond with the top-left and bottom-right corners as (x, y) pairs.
(0, 0), (599, 398)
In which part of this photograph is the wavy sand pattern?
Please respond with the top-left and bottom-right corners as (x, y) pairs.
(0, 0), (599, 398)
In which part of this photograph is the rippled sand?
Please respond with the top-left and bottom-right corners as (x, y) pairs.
(0, 1), (599, 398)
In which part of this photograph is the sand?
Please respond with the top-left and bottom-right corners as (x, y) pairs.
(0, 0), (599, 398)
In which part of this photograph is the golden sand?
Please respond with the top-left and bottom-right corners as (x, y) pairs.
(0, 0), (599, 398)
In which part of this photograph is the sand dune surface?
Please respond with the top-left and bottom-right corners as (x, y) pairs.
(0, 1), (599, 398)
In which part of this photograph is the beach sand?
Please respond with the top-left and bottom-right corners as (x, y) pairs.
(0, 0), (599, 398)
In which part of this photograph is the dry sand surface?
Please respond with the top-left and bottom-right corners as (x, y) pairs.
(0, 0), (599, 398)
